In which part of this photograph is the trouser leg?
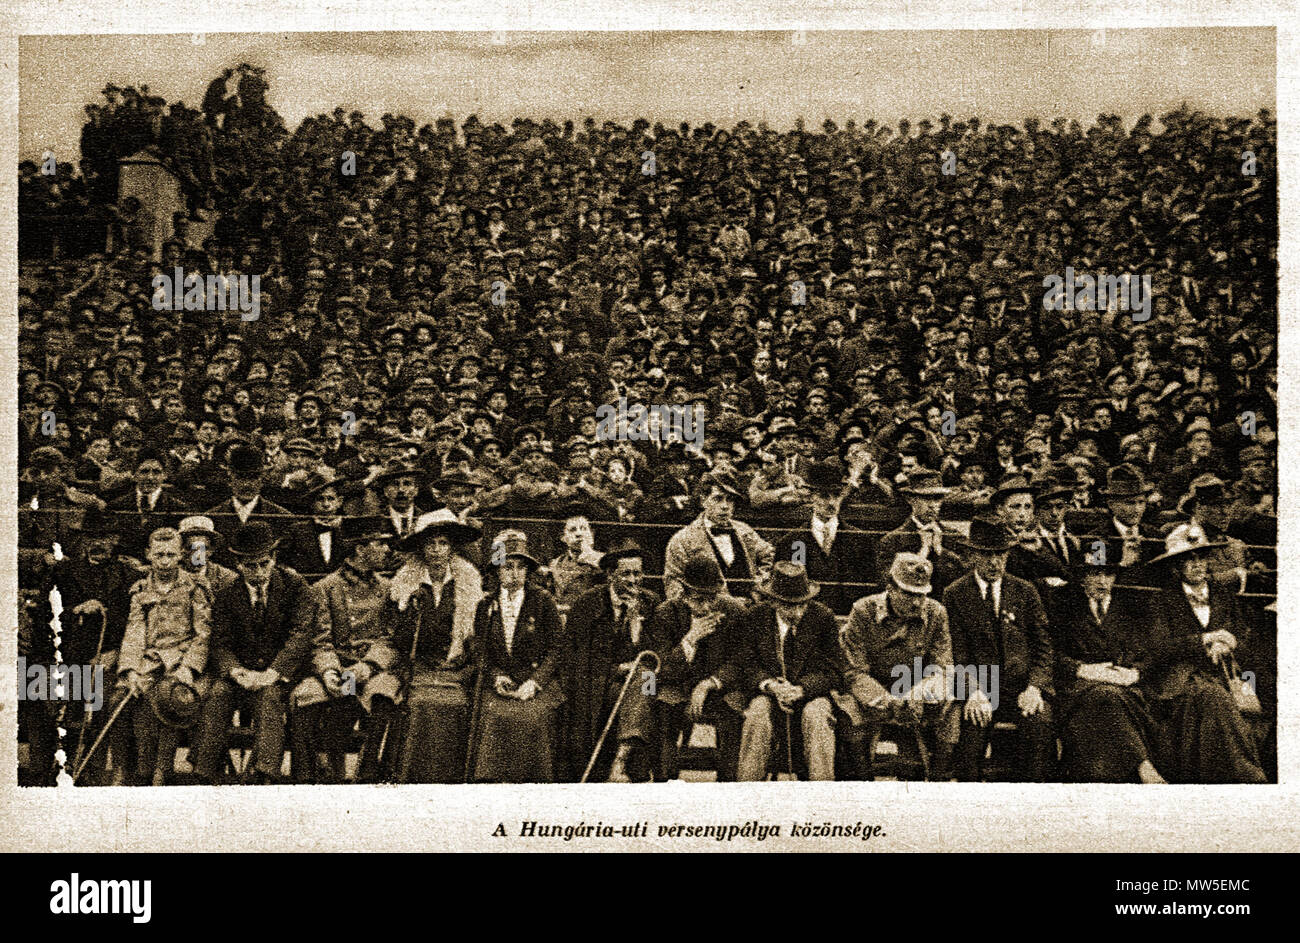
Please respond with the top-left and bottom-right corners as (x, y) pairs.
(251, 683), (288, 777)
(193, 679), (236, 781)
(801, 697), (836, 781)
(710, 697), (744, 782)
(737, 695), (775, 781)
(290, 701), (328, 783)
(107, 685), (136, 783)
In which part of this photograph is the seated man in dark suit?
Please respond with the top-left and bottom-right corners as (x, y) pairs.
(943, 518), (1056, 782)
(647, 554), (749, 781)
(192, 522), (318, 783)
(718, 562), (842, 781)
(563, 539), (662, 782)
(875, 469), (964, 598)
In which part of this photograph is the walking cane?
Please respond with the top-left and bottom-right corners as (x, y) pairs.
(71, 612), (108, 775)
(776, 643), (795, 779)
(580, 650), (660, 783)
(385, 603), (426, 782)
(462, 654), (488, 783)
(72, 689), (134, 784)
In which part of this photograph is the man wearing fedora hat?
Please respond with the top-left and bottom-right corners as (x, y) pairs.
(469, 530), (566, 782)
(836, 553), (961, 781)
(875, 468), (964, 597)
(773, 460), (861, 615)
(202, 445), (293, 564)
(193, 522), (318, 784)
(718, 562), (842, 780)
(1097, 463), (1163, 580)
(563, 538), (663, 781)
(277, 473), (348, 578)
(991, 473), (1070, 598)
(384, 509), (485, 783)
(290, 517), (397, 783)
(646, 553), (749, 781)
(944, 517), (1056, 782)
(1050, 536), (1166, 783)
(663, 470), (774, 602)
(1143, 523), (1267, 783)
(21, 506), (141, 784)
(109, 528), (213, 786)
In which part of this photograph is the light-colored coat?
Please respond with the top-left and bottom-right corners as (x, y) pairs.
(118, 570), (212, 692)
(663, 515), (775, 600)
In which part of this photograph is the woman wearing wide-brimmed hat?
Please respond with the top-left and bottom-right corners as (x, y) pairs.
(383, 509), (485, 783)
(468, 530), (566, 782)
(1142, 523), (1266, 783)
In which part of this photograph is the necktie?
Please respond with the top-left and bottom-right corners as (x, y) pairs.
(253, 586), (266, 624)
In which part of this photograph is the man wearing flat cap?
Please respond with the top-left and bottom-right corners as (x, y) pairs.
(836, 552), (960, 780)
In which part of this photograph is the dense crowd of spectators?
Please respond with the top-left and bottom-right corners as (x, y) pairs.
(19, 82), (1277, 567)
(16, 68), (1279, 786)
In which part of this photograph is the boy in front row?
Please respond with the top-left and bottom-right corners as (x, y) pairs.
(110, 528), (212, 785)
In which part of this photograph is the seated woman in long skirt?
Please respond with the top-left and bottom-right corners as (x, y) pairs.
(469, 531), (566, 783)
(387, 510), (484, 783)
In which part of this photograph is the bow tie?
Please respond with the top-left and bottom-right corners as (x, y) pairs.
(313, 523), (336, 534)
(708, 524), (735, 536)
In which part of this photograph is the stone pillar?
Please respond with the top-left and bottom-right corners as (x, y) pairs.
(117, 150), (184, 260)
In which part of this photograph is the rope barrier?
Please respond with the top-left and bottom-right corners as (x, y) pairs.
(15, 506), (1282, 552)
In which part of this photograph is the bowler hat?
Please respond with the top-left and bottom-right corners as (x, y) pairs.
(599, 537), (645, 571)
(756, 561), (820, 604)
(804, 460), (846, 495)
(228, 522), (280, 557)
(679, 554), (725, 593)
(957, 517), (1015, 553)
(227, 445), (266, 478)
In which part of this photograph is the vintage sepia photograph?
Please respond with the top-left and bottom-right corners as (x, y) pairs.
(3, 2), (1295, 863)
